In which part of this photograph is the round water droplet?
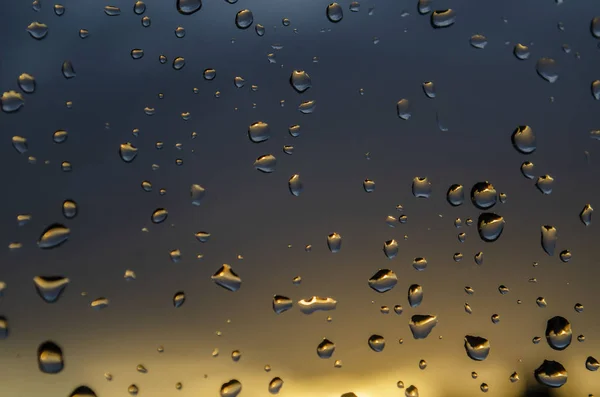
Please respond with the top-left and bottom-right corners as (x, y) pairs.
(327, 232), (342, 253)
(177, 0), (202, 15)
(235, 9), (253, 29)
(204, 68), (216, 80)
(288, 174), (303, 196)
(38, 224), (70, 249)
(119, 143), (138, 162)
(69, 386), (97, 397)
(586, 356), (599, 371)
(175, 26), (186, 38)
(128, 385), (139, 396)
(412, 177), (431, 198)
(394, 305), (403, 315)
(173, 57), (186, 70)
(446, 184), (464, 206)
(536, 175), (554, 194)
(412, 257), (427, 271)
(268, 377), (283, 394)
(536, 297), (548, 308)
(53, 130), (68, 143)
(491, 314), (500, 324)
(511, 125), (536, 154)
(464, 335), (490, 361)
(470, 34), (487, 49)
(151, 208), (168, 224)
(133, 1), (146, 14)
(546, 316), (572, 351)
(513, 43), (531, 60)
(27, 22), (48, 39)
(396, 99), (411, 120)
(534, 360), (567, 388)
(368, 269), (398, 293)
(536, 58), (559, 83)
(520, 161), (535, 179)
(418, 359), (427, 369)
(326, 3), (343, 23)
(220, 379), (242, 397)
(17, 73), (36, 94)
(61, 199), (77, 219)
(405, 385), (419, 397)
(248, 121), (270, 143)
(368, 334), (385, 352)
(254, 154), (277, 173)
(541, 225), (558, 256)
(431, 9), (456, 28)
(477, 213), (505, 242)
(2, 91), (25, 113)
(130, 49), (144, 59)
(173, 291), (185, 308)
(38, 341), (64, 374)
(471, 182), (497, 209)
(559, 249), (571, 262)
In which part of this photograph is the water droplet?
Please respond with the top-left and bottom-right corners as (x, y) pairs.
(394, 305), (403, 315)
(361, 178), (375, 193)
(470, 34), (487, 49)
(520, 161), (535, 179)
(69, 386), (97, 397)
(534, 360), (567, 388)
(273, 295), (293, 314)
(16, 73), (36, 94)
(491, 314), (500, 324)
(104, 5), (121, 15)
(11, 136), (28, 153)
(412, 257), (427, 271)
(282, 18), (291, 26)
(194, 231), (211, 243)
(190, 184), (206, 206)
(541, 225), (558, 256)
(464, 335), (490, 361)
(130, 49), (144, 60)
(171, 56), (186, 70)
(418, 359), (427, 369)
(368, 269), (398, 293)
(203, 68), (216, 80)
(396, 99), (411, 120)
(536, 297), (548, 308)
(591, 17), (600, 38)
(151, 208), (168, 224)
(405, 385), (419, 397)
(559, 249), (572, 262)
(511, 125), (536, 154)
(418, 0), (431, 14)
(422, 81), (436, 98)
(119, 143), (138, 163)
(470, 182), (497, 209)
(38, 224), (70, 249)
(248, 121), (270, 143)
(128, 385), (139, 396)
(431, 9), (456, 28)
(2, 91), (25, 113)
(409, 314), (438, 339)
(412, 177), (432, 198)
(91, 297), (109, 310)
(536, 58), (559, 83)
(446, 184), (464, 206)
(288, 174), (303, 196)
(254, 154), (277, 173)
(133, 1), (146, 14)
(27, 21), (48, 39)
(38, 341), (64, 374)
(177, 0), (202, 15)
(536, 175), (554, 194)
(513, 44), (530, 61)
(298, 100), (316, 114)
(255, 24), (265, 36)
(453, 252), (463, 261)
(382, 240), (398, 259)
(586, 356), (599, 371)
(464, 302), (473, 314)
(477, 213), (505, 242)
(235, 9), (253, 29)
(546, 316), (572, 351)
(173, 291), (185, 308)
(169, 249), (182, 263)
(327, 232), (342, 253)
(211, 264), (241, 292)
(268, 377), (283, 394)
(33, 276), (69, 303)
(326, 3), (343, 22)
(124, 270), (136, 281)
(408, 284), (423, 307)
(61, 60), (76, 79)
(580, 204), (593, 226)
(53, 4), (65, 15)
(474, 251), (484, 265)
(61, 199), (77, 219)
(297, 296), (337, 314)
(368, 334), (385, 352)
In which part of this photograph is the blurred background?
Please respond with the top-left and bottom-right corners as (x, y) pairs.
(0, 0), (599, 396)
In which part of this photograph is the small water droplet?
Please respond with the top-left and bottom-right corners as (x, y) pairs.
(431, 9), (456, 28)
(536, 175), (554, 194)
(580, 204), (593, 226)
(412, 177), (431, 198)
(470, 34), (488, 49)
(396, 99), (411, 120)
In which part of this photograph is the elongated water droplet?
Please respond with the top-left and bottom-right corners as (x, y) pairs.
(62, 199), (77, 219)
(173, 291), (185, 308)
(368, 269), (398, 293)
(2, 91), (25, 113)
(151, 208), (168, 224)
(268, 377), (283, 394)
(464, 335), (490, 361)
(33, 276), (69, 303)
(191, 184), (206, 206)
(422, 81), (436, 98)
(288, 174), (303, 196)
(446, 184), (464, 206)
(327, 232), (342, 253)
(212, 264), (241, 292)
(368, 334), (385, 352)
(409, 314), (437, 339)
(408, 284), (423, 307)
(297, 296), (337, 314)
(580, 204), (593, 226)
(254, 154), (277, 173)
(177, 0), (202, 15)
(38, 224), (70, 249)
(396, 99), (411, 120)
(591, 17), (600, 38)
(133, 1), (146, 15)
(38, 341), (64, 374)
(534, 360), (567, 388)
(104, 5), (121, 15)
(536, 58), (559, 83)
(273, 295), (293, 314)
(412, 177), (431, 198)
(541, 225), (557, 256)
(431, 9), (455, 28)
(363, 179), (375, 193)
(61, 61), (76, 79)
(383, 240), (398, 259)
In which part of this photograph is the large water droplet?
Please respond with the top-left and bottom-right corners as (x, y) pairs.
(409, 314), (438, 339)
(254, 154), (277, 173)
(368, 334), (385, 352)
(273, 295), (293, 314)
(368, 269), (398, 293)
(288, 174), (303, 196)
(536, 58), (559, 83)
(27, 22), (48, 39)
(326, 3), (343, 22)
(248, 121), (270, 143)
(464, 335), (490, 361)
(327, 232), (342, 253)
(536, 175), (554, 194)
(38, 224), (70, 249)
(297, 296), (337, 314)
(268, 377), (283, 394)
(69, 386), (97, 397)
(534, 360), (567, 388)
(119, 143), (138, 163)
(541, 225), (558, 256)
(191, 184), (206, 206)
(396, 99), (411, 120)
(408, 284), (423, 307)
(511, 125), (536, 154)
(383, 240), (398, 259)
(470, 182), (497, 209)
(133, 1), (146, 14)
(586, 356), (599, 371)
(33, 276), (69, 303)
(151, 208), (168, 224)
(104, 5), (121, 16)
(177, 0), (202, 15)
(477, 213), (505, 242)
(235, 9), (253, 29)
(18, 73), (36, 93)
(211, 264), (241, 292)
(412, 177), (431, 198)
(546, 316), (572, 351)
(431, 9), (456, 28)
(38, 341), (64, 374)
(317, 339), (335, 358)
(446, 184), (464, 206)
(405, 385), (419, 397)
(2, 91), (25, 113)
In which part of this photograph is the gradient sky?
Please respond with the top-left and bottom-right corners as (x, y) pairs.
(1, 0), (599, 396)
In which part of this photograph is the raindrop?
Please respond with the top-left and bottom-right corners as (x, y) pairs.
(536, 58), (559, 83)
(408, 284), (423, 308)
(248, 121), (270, 143)
(119, 143), (138, 163)
(350, 2), (360, 12)
(383, 240), (398, 259)
(477, 213), (505, 242)
(591, 17), (600, 38)
(173, 291), (185, 308)
(173, 57), (186, 70)
(211, 264), (242, 292)
(368, 334), (385, 352)
(559, 250), (572, 262)
(256, 24), (265, 36)
(175, 26), (186, 38)
(418, 0), (431, 14)
(17, 73), (36, 93)
(509, 372), (519, 383)
(586, 357), (599, 371)
(422, 81), (436, 98)
(33, 276), (69, 303)
(446, 184), (464, 206)
(541, 225), (558, 256)
(546, 316), (572, 351)
(409, 314), (438, 339)
(133, 1), (146, 14)
(368, 269), (398, 293)
(254, 154), (277, 173)
(104, 6), (121, 15)
(326, 3), (343, 23)
(203, 68), (216, 80)
(580, 204), (593, 226)
(272, 295), (293, 314)
(491, 314), (500, 324)
(396, 99), (411, 120)
(592, 80), (600, 100)
(521, 161), (535, 179)
(128, 385), (139, 396)
(53, 130), (68, 143)
(470, 34), (488, 49)
(412, 177), (432, 198)
(191, 184), (206, 206)
(69, 386), (97, 397)
(91, 297), (109, 310)
(413, 257), (427, 271)
(471, 182), (497, 209)
(464, 335), (490, 361)
(327, 232), (342, 253)
(38, 341), (64, 374)
(536, 297), (548, 308)
(534, 360), (567, 388)
(419, 359), (427, 369)
(195, 231), (211, 242)
(61, 61), (76, 79)
(151, 208), (168, 224)
(536, 175), (554, 194)
(38, 224), (70, 249)
(235, 9), (253, 29)
(363, 179), (375, 192)
(405, 385), (419, 397)
(298, 100), (316, 114)
(268, 378), (283, 394)
(431, 9), (456, 28)
(177, 0), (202, 15)
(511, 125), (536, 154)
(2, 91), (25, 113)
(297, 296), (337, 314)
(288, 174), (303, 196)
(12, 136), (28, 153)
(317, 339), (335, 358)
(514, 43), (530, 60)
